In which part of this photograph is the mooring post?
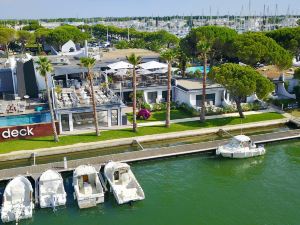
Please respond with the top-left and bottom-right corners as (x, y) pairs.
(32, 153), (37, 166)
(64, 157), (68, 169)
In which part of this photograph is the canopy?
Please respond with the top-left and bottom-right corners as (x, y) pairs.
(234, 135), (251, 142)
(107, 61), (133, 70)
(139, 61), (168, 70)
(136, 68), (154, 75)
(74, 165), (97, 177)
(114, 69), (129, 76)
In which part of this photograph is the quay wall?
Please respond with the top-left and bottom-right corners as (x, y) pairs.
(0, 119), (288, 162)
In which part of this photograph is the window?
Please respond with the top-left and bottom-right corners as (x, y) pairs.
(98, 111), (108, 127)
(111, 109), (118, 126)
(162, 90), (171, 102)
(196, 94), (215, 106)
(61, 114), (70, 131)
(147, 91), (157, 104)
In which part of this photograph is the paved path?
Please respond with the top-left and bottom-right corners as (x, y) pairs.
(62, 109), (284, 135)
(0, 129), (298, 181)
(0, 118), (288, 162)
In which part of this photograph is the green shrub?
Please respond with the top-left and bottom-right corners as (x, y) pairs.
(294, 68), (300, 79)
(141, 102), (151, 111)
(223, 105), (236, 113)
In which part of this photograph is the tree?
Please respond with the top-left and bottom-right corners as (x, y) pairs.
(175, 45), (190, 78)
(181, 26), (238, 65)
(36, 57), (59, 142)
(197, 39), (212, 122)
(34, 28), (50, 53)
(126, 53), (142, 132)
(80, 57), (100, 136)
(266, 27), (300, 61)
(0, 27), (16, 58)
(46, 25), (89, 50)
(129, 90), (144, 110)
(160, 49), (176, 128)
(17, 30), (34, 53)
(209, 63), (274, 118)
(233, 32), (292, 69)
(22, 21), (43, 31)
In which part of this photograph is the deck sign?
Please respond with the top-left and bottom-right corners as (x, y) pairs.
(0, 122), (59, 142)
(1, 127), (34, 139)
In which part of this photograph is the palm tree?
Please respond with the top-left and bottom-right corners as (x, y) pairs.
(160, 49), (176, 128)
(197, 40), (212, 122)
(80, 57), (100, 136)
(36, 57), (59, 142)
(126, 53), (141, 132)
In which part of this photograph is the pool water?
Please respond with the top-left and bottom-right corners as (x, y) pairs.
(187, 66), (210, 74)
(0, 112), (51, 127)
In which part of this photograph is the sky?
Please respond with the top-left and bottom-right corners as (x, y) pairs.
(1, 0), (300, 19)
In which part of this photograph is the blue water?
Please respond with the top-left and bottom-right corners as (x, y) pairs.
(187, 66), (210, 73)
(0, 112), (51, 127)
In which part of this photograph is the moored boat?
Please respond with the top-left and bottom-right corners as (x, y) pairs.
(39, 170), (67, 209)
(104, 161), (145, 205)
(1, 176), (34, 224)
(73, 165), (104, 209)
(216, 135), (265, 158)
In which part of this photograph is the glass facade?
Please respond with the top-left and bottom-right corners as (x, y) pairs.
(61, 114), (70, 131)
(111, 109), (118, 126)
(70, 110), (114, 130)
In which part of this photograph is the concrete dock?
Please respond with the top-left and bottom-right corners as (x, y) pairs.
(0, 129), (298, 181)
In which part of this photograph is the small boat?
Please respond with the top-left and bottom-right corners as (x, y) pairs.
(104, 161), (145, 205)
(39, 170), (67, 209)
(216, 135), (266, 158)
(73, 165), (104, 209)
(1, 176), (34, 224)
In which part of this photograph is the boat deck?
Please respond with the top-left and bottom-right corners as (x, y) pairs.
(0, 129), (299, 181)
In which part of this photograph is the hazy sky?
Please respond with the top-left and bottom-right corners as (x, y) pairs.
(1, 0), (300, 19)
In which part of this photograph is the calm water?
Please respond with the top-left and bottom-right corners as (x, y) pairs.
(187, 66), (210, 74)
(0, 112), (51, 127)
(1, 140), (300, 225)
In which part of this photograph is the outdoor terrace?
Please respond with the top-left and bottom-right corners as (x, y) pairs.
(54, 85), (122, 109)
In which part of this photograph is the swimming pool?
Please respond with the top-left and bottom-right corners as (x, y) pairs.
(0, 112), (51, 127)
(187, 66), (210, 74)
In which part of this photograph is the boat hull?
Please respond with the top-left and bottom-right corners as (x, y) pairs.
(217, 147), (266, 158)
(1, 206), (33, 223)
(39, 195), (67, 208)
(76, 195), (104, 209)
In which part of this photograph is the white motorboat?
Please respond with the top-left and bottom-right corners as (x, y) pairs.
(104, 161), (145, 205)
(216, 135), (265, 158)
(73, 165), (104, 209)
(1, 176), (34, 224)
(39, 170), (67, 209)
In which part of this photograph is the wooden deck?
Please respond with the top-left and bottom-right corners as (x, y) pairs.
(0, 129), (299, 181)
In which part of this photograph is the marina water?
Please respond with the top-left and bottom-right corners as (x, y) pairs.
(0, 140), (299, 225)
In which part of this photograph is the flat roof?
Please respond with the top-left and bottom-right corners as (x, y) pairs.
(176, 79), (223, 91)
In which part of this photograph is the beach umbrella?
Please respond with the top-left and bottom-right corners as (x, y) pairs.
(136, 68), (153, 75)
(107, 61), (133, 70)
(139, 61), (168, 70)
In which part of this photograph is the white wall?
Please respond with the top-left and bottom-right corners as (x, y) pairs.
(61, 40), (76, 53)
(175, 87), (192, 106)
(144, 88), (166, 104)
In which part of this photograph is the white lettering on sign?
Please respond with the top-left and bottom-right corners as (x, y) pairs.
(1, 127), (34, 139)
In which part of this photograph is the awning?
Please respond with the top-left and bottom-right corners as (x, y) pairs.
(139, 61), (168, 70)
(107, 61), (133, 70)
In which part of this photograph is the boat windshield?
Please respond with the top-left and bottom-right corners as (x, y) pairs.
(226, 139), (251, 149)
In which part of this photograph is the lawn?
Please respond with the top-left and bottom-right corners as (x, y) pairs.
(0, 112), (284, 153)
(127, 109), (194, 123)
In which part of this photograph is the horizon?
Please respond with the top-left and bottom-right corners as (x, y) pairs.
(1, 0), (300, 20)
